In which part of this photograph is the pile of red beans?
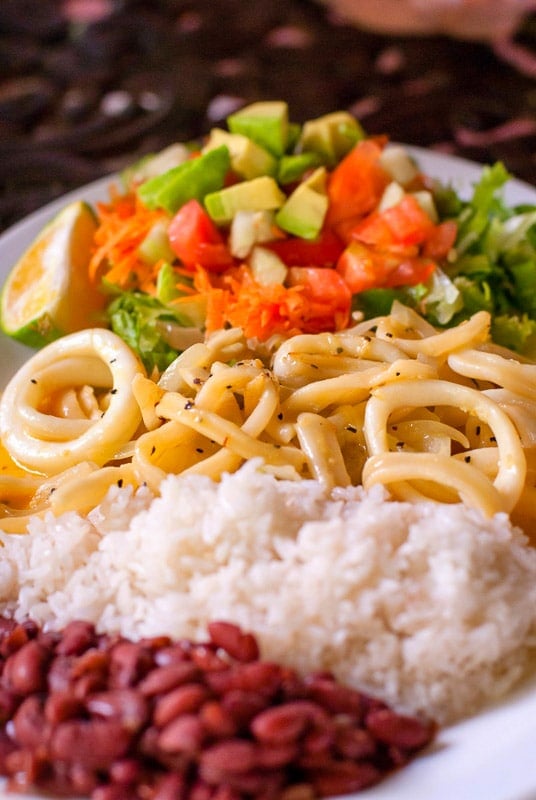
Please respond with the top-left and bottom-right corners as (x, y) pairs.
(0, 617), (435, 799)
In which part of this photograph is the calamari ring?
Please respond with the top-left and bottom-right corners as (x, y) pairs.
(363, 378), (526, 513)
(0, 329), (145, 474)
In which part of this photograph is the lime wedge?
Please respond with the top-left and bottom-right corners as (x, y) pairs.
(0, 200), (106, 347)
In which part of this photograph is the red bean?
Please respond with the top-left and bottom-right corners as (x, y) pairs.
(138, 662), (200, 697)
(305, 675), (363, 718)
(199, 700), (237, 738)
(153, 683), (209, 728)
(157, 713), (205, 755)
(151, 772), (187, 800)
(44, 691), (83, 725)
(3, 640), (50, 694)
(0, 617), (437, 800)
(251, 701), (328, 744)
(335, 725), (377, 760)
(86, 689), (149, 732)
(50, 719), (132, 769)
(200, 739), (258, 775)
(109, 642), (153, 689)
(366, 708), (436, 750)
(55, 621), (96, 656)
(221, 689), (268, 728)
(208, 621), (260, 662)
(12, 696), (50, 749)
(309, 761), (381, 795)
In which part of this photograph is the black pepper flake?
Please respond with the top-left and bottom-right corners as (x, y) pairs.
(396, 441), (405, 449)
(363, 335), (372, 342)
(193, 377), (202, 385)
(117, 478), (123, 487)
(464, 455), (471, 463)
(476, 425), (481, 435)
(49, 487), (56, 495)
(196, 448), (204, 454)
(310, 363), (319, 369)
(490, 435), (497, 443)
(223, 321), (232, 330)
(184, 401), (194, 410)
(336, 347), (343, 354)
(110, 388), (118, 395)
(385, 332), (393, 338)
(391, 425), (398, 431)
(346, 424), (357, 433)
(109, 358), (117, 364)
(226, 385), (232, 390)
(277, 412), (283, 420)
(30, 378), (37, 384)
(150, 446), (156, 455)
(395, 372), (401, 377)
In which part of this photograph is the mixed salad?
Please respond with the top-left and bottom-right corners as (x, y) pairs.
(3, 100), (536, 371)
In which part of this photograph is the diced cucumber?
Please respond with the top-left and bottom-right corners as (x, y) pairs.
(379, 145), (419, 186)
(249, 246), (288, 285)
(138, 220), (176, 266)
(229, 210), (277, 259)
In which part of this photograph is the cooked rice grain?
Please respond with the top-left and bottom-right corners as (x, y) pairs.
(1, 460), (535, 723)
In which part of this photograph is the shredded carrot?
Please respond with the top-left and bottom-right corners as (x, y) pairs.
(89, 187), (169, 294)
(191, 265), (347, 340)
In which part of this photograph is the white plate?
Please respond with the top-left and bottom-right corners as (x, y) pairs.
(1, 148), (536, 800)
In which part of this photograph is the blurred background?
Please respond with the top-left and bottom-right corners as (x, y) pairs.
(1, 0), (536, 233)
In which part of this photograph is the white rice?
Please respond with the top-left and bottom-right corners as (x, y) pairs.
(1, 459), (535, 724)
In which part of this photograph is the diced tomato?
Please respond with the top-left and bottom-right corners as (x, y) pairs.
(383, 257), (436, 288)
(287, 266), (352, 330)
(352, 195), (435, 249)
(336, 242), (435, 294)
(336, 243), (392, 294)
(326, 138), (390, 228)
(422, 220), (458, 260)
(266, 229), (345, 267)
(168, 199), (233, 272)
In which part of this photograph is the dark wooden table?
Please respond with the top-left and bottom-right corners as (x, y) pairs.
(2, 0), (536, 233)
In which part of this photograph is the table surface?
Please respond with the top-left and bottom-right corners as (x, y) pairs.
(1, 0), (536, 233)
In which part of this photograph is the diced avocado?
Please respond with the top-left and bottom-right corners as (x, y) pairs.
(298, 111), (364, 166)
(138, 220), (176, 266)
(205, 176), (286, 224)
(138, 146), (230, 214)
(278, 152), (322, 185)
(275, 167), (328, 240)
(249, 246), (288, 286)
(227, 101), (289, 157)
(203, 128), (277, 180)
